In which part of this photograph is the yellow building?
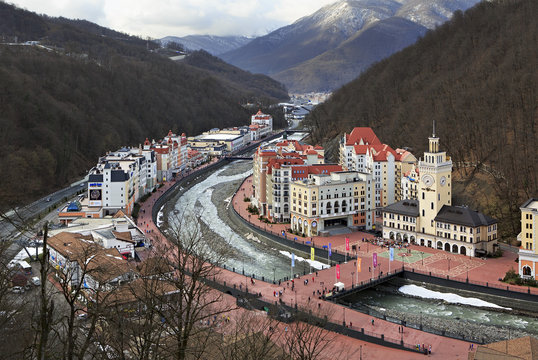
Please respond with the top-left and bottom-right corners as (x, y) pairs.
(382, 128), (498, 257)
(290, 171), (374, 236)
(519, 198), (538, 279)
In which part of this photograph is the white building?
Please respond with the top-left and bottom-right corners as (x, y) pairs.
(251, 110), (273, 132)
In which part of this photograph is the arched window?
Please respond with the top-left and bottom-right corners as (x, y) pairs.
(523, 266), (532, 276)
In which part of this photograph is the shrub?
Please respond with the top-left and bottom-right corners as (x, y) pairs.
(243, 197), (251, 202)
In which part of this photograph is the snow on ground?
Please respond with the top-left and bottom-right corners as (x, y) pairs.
(279, 250), (328, 271)
(11, 247), (43, 264)
(156, 205), (165, 227)
(399, 284), (511, 310)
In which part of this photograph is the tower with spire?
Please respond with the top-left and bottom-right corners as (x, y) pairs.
(418, 120), (453, 235)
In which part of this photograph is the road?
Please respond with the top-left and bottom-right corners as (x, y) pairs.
(1, 178), (87, 260)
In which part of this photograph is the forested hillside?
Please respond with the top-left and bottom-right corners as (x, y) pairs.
(0, 3), (288, 207)
(306, 0), (537, 239)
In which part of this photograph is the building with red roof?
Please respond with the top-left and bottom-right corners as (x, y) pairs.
(340, 127), (417, 217)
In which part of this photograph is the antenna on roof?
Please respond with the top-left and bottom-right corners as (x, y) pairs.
(432, 119), (436, 138)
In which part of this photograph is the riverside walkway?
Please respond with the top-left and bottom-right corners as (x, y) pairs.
(135, 163), (483, 358)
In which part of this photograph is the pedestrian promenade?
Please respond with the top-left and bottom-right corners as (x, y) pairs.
(135, 166), (482, 358)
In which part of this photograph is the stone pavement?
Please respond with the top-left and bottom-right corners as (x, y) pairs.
(136, 168), (481, 359)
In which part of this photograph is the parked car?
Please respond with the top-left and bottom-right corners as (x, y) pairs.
(31, 276), (41, 286)
(11, 286), (24, 294)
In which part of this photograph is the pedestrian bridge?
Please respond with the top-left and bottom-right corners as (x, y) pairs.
(325, 270), (404, 301)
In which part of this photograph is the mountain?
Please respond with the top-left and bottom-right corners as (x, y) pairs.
(160, 35), (252, 55)
(179, 50), (288, 103)
(221, 0), (480, 92)
(0, 3), (288, 207)
(305, 0), (538, 238)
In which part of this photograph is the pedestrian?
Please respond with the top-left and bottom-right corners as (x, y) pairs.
(371, 319), (374, 326)
(429, 345), (432, 354)
(398, 327), (400, 333)
(350, 322), (352, 328)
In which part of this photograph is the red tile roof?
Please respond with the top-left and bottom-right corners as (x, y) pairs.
(345, 127), (381, 146)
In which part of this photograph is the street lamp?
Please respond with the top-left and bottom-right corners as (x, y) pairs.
(421, 252), (424, 266)
(351, 271), (355, 288)
(273, 267), (276, 283)
(448, 258), (451, 272)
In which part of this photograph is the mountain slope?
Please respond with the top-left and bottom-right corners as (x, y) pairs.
(161, 35), (252, 55)
(221, 0), (400, 75)
(0, 3), (287, 207)
(221, 0), (480, 92)
(305, 0), (538, 238)
(180, 50), (288, 103)
(273, 16), (427, 92)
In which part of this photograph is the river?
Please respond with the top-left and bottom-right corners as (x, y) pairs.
(165, 159), (323, 282)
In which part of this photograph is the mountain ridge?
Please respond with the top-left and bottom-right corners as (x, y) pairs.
(220, 0), (480, 92)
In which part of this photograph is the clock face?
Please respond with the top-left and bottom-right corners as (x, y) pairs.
(440, 176), (447, 186)
(422, 174), (434, 187)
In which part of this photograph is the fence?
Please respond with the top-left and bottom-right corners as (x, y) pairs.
(402, 266), (538, 301)
(201, 275), (422, 354)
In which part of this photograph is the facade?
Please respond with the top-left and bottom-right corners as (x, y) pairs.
(290, 171), (375, 236)
(519, 198), (538, 279)
(252, 139), (326, 218)
(189, 130), (247, 154)
(382, 130), (498, 257)
(401, 164), (420, 200)
(340, 127), (417, 212)
(251, 109), (273, 131)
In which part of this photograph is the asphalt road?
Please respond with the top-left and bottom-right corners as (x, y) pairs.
(1, 178), (87, 259)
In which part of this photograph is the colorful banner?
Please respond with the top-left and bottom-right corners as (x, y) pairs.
(291, 253), (295, 268)
(345, 237), (350, 251)
(328, 243), (332, 257)
(373, 253), (378, 268)
(357, 258), (362, 273)
(336, 264), (340, 280)
(311, 247), (315, 261)
(389, 247), (394, 262)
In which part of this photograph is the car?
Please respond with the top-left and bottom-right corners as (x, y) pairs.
(31, 276), (41, 286)
(46, 197), (51, 202)
(11, 286), (24, 294)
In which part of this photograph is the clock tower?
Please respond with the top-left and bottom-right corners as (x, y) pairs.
(418, 123), (452, 235)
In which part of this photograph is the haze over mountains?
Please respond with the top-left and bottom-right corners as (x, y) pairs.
(160, 35), (252, 55)
(216, 0), (480, 92)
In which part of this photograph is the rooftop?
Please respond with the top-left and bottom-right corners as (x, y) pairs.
(383, 200), (420, 217)
(435, 205), (497, 227)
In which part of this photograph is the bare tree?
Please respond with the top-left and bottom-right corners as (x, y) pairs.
(149, 211), (235, 360)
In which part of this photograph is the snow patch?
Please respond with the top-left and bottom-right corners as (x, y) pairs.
(279, 250), (327, 270)
(399, 284), (511, 310)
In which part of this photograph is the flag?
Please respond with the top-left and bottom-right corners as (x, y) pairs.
(291, 253), (295, 268)
(357, 258), (362, 273)
(310, 247), (315, 261)
(345, 237), (350, 251)
(373, 253), (377, 268)
(328, 243), (332, 257)
(389, 247), (394, 262)
(336, 264), (340, 280)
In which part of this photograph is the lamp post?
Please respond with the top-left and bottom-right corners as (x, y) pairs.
(273, 267), (276, 284)
(421, 252), (424, 266)
(351, 271), (355, 288)
(448, 258), (451, 272)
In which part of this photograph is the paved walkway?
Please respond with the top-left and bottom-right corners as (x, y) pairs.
(135, 167), (482, 358)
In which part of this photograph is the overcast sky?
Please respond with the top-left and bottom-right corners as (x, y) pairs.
(10, 0), (337, 38)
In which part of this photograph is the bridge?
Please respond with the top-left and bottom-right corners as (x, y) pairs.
(325, 269), (404, 301)
(225, 155), (253, 160)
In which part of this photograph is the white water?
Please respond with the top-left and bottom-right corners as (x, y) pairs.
(399, 284), (512, 310)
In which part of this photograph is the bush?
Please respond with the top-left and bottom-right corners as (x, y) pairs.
(502, 268), (538, 287)
(243, 197), (251, 202)
(247, 204), (259, 215)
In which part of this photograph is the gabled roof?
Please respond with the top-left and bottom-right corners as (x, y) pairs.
(383, 200), (419, 217)
(345, 127), (381, 146)
(435, 205), (497, 227)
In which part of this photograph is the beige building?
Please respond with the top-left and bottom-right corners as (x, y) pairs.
(340, 127), (417, 212)
(290, 171), (374, 236)
(519, 198), (538, 279)
(382, 130), (498, 257)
